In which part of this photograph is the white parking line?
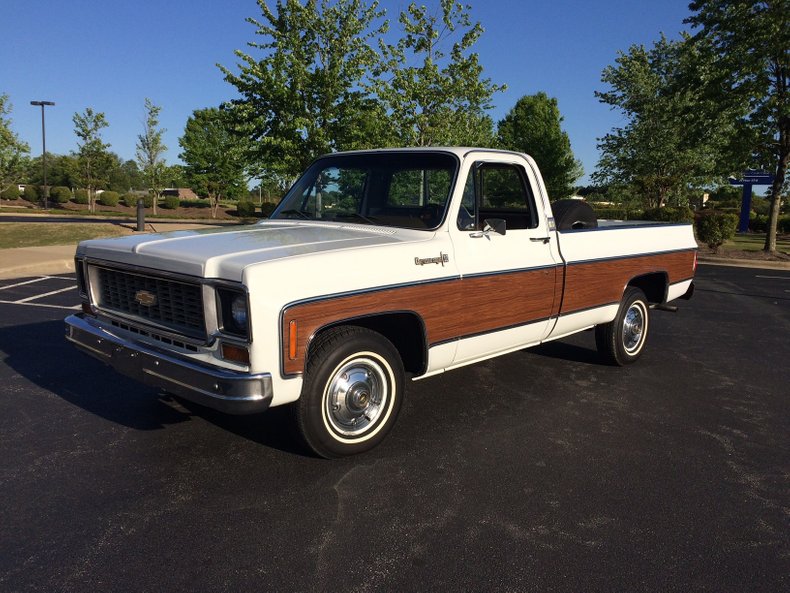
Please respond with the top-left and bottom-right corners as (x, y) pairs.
(0, 277), (49, 291)
(15, 285), (78, 303)
(0, 300), (80, 310)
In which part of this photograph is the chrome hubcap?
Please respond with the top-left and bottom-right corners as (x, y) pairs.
(325, 358), (388, 437)
(622, 303), (645, 353)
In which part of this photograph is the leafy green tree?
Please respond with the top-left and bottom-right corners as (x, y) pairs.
(220, 0), (388, 180)
(73, 107), (111, 213)
(179, 107), (247, 218)
(162, 164), (190, 189)
(108, 159), (146, 193)
(497, 93), (583, 199)
(136, 98), (167, 215)
(377, 0), (503, 147)
(686, 0), (789, 253)
(0, 94), (30, 197)
(594, 35), (743, 209)
(27, 153), (79, 188)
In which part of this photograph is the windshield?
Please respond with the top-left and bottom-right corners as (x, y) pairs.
(270, 152), (458, 230)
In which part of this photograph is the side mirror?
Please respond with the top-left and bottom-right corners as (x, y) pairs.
(482, 218), (506, 236)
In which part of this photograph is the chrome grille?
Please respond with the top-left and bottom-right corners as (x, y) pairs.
(95, 267), (205, 339)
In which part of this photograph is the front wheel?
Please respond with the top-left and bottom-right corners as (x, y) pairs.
(295, 326), (404, 458)
(595, 287), (650, 366)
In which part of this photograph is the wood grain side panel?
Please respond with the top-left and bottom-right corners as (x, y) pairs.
(282, 267), (559, 375)
(561, 250), (695, 314)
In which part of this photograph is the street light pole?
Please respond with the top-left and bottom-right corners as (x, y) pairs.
(30, 100), (55, 210)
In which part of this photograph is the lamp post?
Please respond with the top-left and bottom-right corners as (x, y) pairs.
(30, 100), (55, 209)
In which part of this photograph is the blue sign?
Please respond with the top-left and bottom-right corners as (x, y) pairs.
(729, 171), (774, 185)
(727, 171), (774, 233)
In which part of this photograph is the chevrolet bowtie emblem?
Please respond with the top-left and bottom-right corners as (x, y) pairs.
(134, 290), (157, 307)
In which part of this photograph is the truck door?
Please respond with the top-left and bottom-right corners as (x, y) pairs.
(449, 160), (562, 366)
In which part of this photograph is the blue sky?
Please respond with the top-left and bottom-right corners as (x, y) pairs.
(3, 0), (694, 185)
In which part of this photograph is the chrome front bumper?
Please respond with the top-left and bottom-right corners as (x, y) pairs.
(65, 314), (272, 414)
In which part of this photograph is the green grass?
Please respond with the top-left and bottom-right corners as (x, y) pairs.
(724, 233), (790, 252)
(0, 223), (131, 249)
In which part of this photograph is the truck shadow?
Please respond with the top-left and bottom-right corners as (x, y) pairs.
(527, 340), (603, 365)
(0, 319), (307, 456)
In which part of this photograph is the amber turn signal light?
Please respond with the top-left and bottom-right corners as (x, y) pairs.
(221, 343), (250, 365)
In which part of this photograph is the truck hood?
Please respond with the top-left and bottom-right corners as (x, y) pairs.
(76, 221), (431, 281)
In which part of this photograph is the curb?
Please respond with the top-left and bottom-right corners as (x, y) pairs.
(697, 256), (790, 271)
(0, 259), (76, 280)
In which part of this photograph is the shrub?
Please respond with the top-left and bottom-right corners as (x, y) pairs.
(23, 185), (40, 203)
(696, 212), (738, 252)
(1, 186), (21, 200)
(236, 200), (256, 218)
(260, 202), (277, 217)
(144, 193), (155, 208)
(73, 189), (89, 204)
(121, 193), (139, 208)
(162, 195), (180, 210)
(642, 206), (694, 223)
(50, 186), (72, 204)
(749, 213), (768, 233)
(778, 216), (790, 234)
(98, 191), (120, 206)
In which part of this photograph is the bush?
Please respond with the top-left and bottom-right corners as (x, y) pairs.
(121, 193), (139, 208)
(23, 185), (40, 203)
(236, 200), (256, 218)
(1, 186), (21, 200)
(260, 202), (277, 218)
(49, 186), (72, 204)
(162, 195), (180, 210)
(72, 189), (89, 204)
(779, 216), (790, 234)
(98, 191), (120, 206)
(144, 194), (155, 208)
(696, 212), (738, 252)
(642, 206), (694, 223)
(749, 213), (768, 233)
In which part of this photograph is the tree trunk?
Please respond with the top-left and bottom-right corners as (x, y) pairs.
(210, 193), (219, 219)
(764, 152), (787, 253)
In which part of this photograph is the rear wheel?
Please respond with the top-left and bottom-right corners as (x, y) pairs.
(295, 326), (404, 458)
(595, 287), (650, 366)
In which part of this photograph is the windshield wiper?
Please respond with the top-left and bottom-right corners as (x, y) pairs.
(335, 212), (378, 225)
(278, 209), (310, 219)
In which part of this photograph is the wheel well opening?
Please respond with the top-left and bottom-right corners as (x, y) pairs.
(317, 313), (427, 376)
(627, 272), (668, 304)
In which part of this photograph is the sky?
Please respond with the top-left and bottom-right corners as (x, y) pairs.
(2, 0), (696, 186)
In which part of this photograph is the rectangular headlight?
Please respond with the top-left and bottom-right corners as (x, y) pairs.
(216, 288), (250, 339)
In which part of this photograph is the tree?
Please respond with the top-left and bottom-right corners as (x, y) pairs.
(220, 0), (388, 180)
(162, 164), (190, 189)
(593, 35), (743, 209)
(107, 159), (146, 193)
(73, 107), (111, 212)
(27, 153), (80, 189)
(0, 94), (30, 198)
(686, 0), (790, 253)
(497, 93), (583, 199)
(136, 98), (167, 215)
(179, 107), (247, 218)
(377, 0), (503, 147)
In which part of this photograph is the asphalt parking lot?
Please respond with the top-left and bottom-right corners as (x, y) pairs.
(1, 266), (788, 592)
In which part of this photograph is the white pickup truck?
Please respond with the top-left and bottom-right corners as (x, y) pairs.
(66, 148), (696, 457)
